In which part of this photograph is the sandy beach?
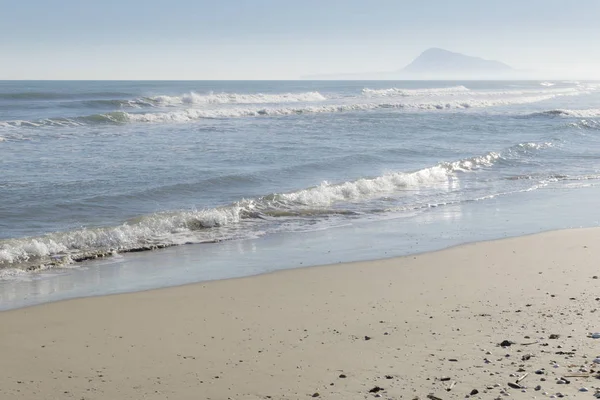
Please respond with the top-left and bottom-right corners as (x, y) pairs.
(1, 228), (600, 400)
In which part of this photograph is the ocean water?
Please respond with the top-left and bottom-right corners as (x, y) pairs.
(1, 80), (600, 290)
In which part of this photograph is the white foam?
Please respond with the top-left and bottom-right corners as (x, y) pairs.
(363, 86), (582, 98)
(537, 109), (600, 118)
(568, 119), (600, 130)
(121, 95), (559, 124)
(516, 142), (554, 151)
(146, 91), (327, 106)
(1, 89), (588, 130)
(0, 206), (246, 268)
(0, 136), (559, 275)
(276, 166), (451, 207)
(444, 152), (501, 172)
(362, 86), (470, 97)
(540, 82), (555, 87)
(0, 141), (521, 275)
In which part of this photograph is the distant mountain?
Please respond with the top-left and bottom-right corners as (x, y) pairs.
(402, 48), (513, 76)
(301, 48), (516, 80)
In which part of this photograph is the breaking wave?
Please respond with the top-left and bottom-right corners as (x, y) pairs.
(568, 119), (600, 130)
(529, 109), (600, 118)
(363, 86), (582, 98)
(0, 141), (554, 274)
(144, 91), (327, 106)
(362, 86), (470, 97)
(0, 95), (561, 129)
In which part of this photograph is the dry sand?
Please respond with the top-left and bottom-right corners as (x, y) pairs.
(1, 228), (600, 400)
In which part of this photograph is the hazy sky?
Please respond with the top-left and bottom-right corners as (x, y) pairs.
(2, 0), (599, 79)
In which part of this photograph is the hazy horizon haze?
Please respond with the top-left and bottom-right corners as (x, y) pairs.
(2, 0), (599, 80)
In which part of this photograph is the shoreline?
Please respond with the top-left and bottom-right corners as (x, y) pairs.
(0, 224), (587, 313)
(2, 177), (600, 312)
(2, 228), (600, 399)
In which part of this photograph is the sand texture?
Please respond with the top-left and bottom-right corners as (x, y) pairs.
(1, 228), (600, 399)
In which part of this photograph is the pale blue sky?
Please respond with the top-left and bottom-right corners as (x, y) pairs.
(2, 0), (599, 79)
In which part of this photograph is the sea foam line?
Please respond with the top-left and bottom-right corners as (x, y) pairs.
(362, 85), (471, 97)
(0, 94), (564, 130)
(144, 91), (327, 106)
(362, 86), (583, 98)
(530, 108), (600, 118)
(0, 142), (553, 274)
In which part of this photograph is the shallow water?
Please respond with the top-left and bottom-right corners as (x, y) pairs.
(1, 80), (600, 307)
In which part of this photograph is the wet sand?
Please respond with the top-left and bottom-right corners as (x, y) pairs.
(1, 228), (600, 399)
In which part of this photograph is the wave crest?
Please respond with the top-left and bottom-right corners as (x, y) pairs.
(145, 91), (327, 106)
(530, 109), (600, 118)
(0, 141), (554, 273)
(362, 86), (470, 97)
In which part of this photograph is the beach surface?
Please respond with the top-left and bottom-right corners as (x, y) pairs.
(1, 229), (600, 400)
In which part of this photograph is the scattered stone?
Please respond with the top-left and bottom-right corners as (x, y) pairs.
(448, 359), (458, 362)
(593, 276), (598, 279)
(440, 377), (451, 382)
(385, 375), (393, 379)
(535, 369), (545, 375)
(470, 389), (479, 395)
(521, 354), (531, 361)
(312, 393), (320, 398)
(369, 386), (384, 393)
(499, 340), (513, 347)
(364, 336), (372, 341)
(579, 387), (589, 392)
(590, 332), (600, 339)
(534, 385), (541, 391)
(549, 334), (560, 339)
(507, 382), (522, 389)
(338, 374), (347, 378)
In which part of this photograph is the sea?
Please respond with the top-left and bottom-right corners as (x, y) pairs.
(1, 80), (599, 309)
